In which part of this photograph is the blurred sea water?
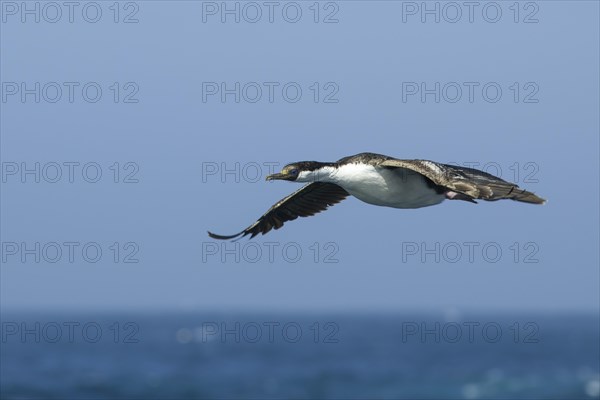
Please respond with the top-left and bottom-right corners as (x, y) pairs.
(1, 312), (598, 399)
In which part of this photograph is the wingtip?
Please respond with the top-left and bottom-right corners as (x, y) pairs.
(207, 230), (244, 240)
(529, 195), (547, 205)
(513, 190), (546, 205)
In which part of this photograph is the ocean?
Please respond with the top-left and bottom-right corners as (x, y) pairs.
(1, 312), (598, 399)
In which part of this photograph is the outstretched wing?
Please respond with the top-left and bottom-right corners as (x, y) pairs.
(208, 182), (349, 240)
(379, 159), (546, 204)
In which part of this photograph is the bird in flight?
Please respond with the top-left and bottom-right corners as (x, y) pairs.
(208, 153), (545, 240)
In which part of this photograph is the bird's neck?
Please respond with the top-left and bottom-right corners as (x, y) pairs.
(296, 163), (338, 183)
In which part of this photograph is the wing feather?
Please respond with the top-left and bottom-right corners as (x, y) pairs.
(208, 182), (349, 240)
(379, 159), (545, 204)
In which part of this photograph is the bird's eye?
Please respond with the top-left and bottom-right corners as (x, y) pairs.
(291, 169), (298, 175)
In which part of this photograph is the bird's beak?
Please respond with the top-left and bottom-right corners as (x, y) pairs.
(266, 172), (286, 181)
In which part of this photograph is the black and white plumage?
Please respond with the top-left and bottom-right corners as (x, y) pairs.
(208, 153), (545, 240)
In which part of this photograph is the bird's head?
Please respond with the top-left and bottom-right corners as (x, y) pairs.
(266, 161), (332, 183)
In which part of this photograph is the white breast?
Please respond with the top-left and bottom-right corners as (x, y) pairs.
(328, 164), (445, 209)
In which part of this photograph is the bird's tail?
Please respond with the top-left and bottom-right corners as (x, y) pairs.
(446, 165), (546, 205)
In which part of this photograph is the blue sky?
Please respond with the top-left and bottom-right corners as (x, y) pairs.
(1, 1), (598, 313)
